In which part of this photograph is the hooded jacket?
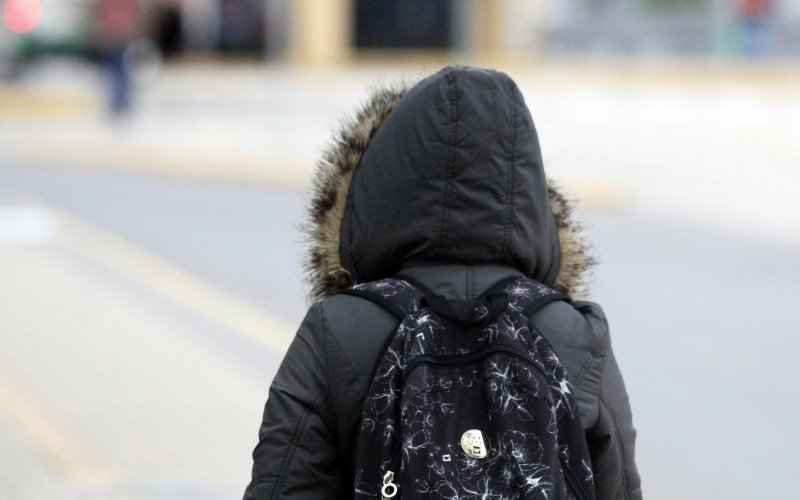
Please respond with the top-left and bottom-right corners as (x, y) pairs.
(245, 66), (641, 499)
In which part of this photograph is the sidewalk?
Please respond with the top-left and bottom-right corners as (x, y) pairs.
(0, 202), (291, 498)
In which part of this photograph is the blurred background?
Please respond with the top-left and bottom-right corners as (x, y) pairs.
(0, 0), (798, 498)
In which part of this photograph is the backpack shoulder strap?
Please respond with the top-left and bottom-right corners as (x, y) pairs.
(339, 288), (406, 319)
(395, 273), (519, 329)
(338, 278), (423, 319)
(498, 276), (571, 319)
(339, 278), (424, 385)
(340, 276), (569, 321)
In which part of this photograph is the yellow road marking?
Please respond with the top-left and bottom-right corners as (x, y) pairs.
(0, 203), (294, 490)
(0, 88), (93, 119)
(559, 178), (627, 211)
(0, 369), (118, 485)
(52, 209), (295, 355)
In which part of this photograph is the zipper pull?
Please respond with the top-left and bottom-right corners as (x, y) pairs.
(381, 470), (398, 499)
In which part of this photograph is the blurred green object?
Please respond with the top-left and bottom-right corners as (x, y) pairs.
(0, 0), (94, 79)
(0, 34), (92, 80)
(15, 36), (93, 61)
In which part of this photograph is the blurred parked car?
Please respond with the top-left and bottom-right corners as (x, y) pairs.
(1, 0), (94, 80)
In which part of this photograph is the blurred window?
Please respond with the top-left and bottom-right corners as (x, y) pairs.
(355, 0), (453, 49)
(218, 0), (264, 53)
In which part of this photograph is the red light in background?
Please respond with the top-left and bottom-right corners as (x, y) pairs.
(4, 0), (43, 34)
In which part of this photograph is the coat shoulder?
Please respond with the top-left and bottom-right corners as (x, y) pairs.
(533, 299), (609, 357)
(530, 299), (611, 431)
(315, 293), (401, 385)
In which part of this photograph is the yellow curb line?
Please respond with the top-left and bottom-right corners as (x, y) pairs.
(53, 209), (296, 355)
(0, 369), (119, 485)
(0, 203), (295, 490)
(0, 89), (93, 119)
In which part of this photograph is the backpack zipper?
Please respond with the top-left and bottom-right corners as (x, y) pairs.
(381, 470), (398, 499)
(382, 441), (402, 499)
(404, 344), (547, 379)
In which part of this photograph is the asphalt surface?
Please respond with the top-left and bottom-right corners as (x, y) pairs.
(0, 161), (798, 499)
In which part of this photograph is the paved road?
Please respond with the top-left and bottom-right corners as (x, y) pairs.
(0, 162), (798, 499)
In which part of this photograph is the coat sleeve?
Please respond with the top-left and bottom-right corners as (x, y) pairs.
(244, 303), (342, 499)
(588, 331), (642, 500)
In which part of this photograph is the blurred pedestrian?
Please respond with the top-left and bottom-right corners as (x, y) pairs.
(154, 0), (183, 58)
(244, 66), (641, 499)
(739, 0), (773, 56)
(94, 0), (140, 116)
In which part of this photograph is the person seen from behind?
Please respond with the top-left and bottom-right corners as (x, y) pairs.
(245, 66), (641, 499)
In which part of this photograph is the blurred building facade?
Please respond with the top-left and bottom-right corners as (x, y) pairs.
(2, 0), (799, 68)
(176, 0), (800, 61)
(547, 0), (800, 58)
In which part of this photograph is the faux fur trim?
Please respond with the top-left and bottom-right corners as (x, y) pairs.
(302, 83), (410, 302)
(547, 181), (597, 299)
(302, 82), (596, 303)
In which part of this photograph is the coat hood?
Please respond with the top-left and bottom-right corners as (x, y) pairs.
(303, 66), (595, 302)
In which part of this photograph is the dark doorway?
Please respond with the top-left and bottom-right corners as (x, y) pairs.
(354, 0), (453, 49)
(218, 0), (265, 53)
(154, 0), (183, 57)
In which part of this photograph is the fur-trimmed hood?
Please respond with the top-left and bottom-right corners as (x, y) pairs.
(303, 66), (595, 303)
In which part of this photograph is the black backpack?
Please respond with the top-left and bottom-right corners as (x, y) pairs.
(342, 275), (595, 499)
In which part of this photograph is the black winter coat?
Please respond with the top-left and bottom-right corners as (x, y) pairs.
(245, 66), (641, 499)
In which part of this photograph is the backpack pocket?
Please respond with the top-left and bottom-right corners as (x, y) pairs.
(399, 350), (559, 497)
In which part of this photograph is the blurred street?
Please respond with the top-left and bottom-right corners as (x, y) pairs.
(1, 154), (798, 499)
(0, 164), (296, 499)
(1, 60), (798, 499)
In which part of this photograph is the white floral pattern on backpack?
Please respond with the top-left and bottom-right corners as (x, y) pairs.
(351, 277), (595, 500)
